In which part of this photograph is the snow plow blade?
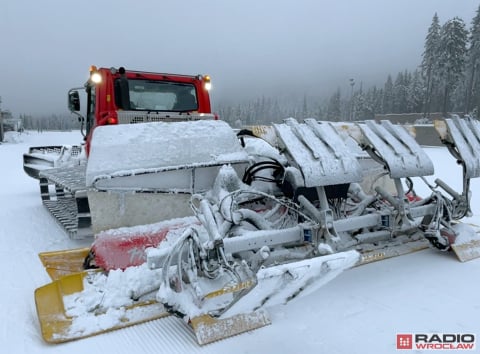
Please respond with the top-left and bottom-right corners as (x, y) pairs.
(358, 239), (430, 265)
(34, 271), (168, 343)
(39, 248), (90, 281)
(190, 310), (271, 345)
(158, 250), (360, 345)
(450, 223), (480, 262)
(220, 250), (361, 316)
(452, 240), (480, 262)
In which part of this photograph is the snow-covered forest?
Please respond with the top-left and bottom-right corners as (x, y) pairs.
(219, 6), (480, 125)
(20, 113), (79, 131)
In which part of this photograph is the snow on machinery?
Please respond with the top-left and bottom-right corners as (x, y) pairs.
(23, 66), (215, 238)
(35, 116), (480, 345)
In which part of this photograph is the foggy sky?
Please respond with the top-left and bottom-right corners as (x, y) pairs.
(1, 0), (478, 116)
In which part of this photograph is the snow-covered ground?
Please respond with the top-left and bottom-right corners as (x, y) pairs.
(1, 130), (479, 354)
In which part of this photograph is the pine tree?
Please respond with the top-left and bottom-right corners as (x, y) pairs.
(452, 77), (468, 112)
(355, 86), (380, 120)
(302, 94), (308, 118)
(466, 5), (480, 115)
(421, 13), (441, 116)
(393, 71), (409, 113)
(372, 86), (384, 115)
(407, 70), (425, 113)
(327, 88), (342, 121)
(437, 17), (468, 114)
(382, 75), (394, 113)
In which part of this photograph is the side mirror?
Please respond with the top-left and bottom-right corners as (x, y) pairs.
(68, 90), (81, 112)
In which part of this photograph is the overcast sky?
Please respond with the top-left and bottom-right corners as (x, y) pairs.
(1, 0), (479, 116)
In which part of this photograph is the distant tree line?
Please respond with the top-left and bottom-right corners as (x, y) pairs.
(21, 113), (79, 131)
(219, 6), (480, 125)
(216, 95), (327, 127)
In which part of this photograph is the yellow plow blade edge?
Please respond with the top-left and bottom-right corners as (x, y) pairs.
(35, 271), (87, 343)
(358, 239), (430, 266)
(39, 248), (90, 281)
(190, 309), (271, 345)
(450, 222), (480, 262)
(34, 271), (168, 343)
(452, 239), (480, 262)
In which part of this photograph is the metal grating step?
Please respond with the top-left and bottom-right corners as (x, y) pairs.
(39, 164), (87, 194)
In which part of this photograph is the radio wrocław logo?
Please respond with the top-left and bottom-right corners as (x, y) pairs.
(397, 333), (475, 350)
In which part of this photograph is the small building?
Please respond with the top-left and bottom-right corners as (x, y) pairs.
(0, 111), (22, 141)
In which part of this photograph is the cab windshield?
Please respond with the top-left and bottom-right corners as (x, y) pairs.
(116, 79), (198, 112)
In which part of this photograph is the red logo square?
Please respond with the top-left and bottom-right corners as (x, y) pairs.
(397, 334), (413, 349)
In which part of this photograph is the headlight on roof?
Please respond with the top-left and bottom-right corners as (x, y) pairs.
(89, 65), (102, 84)
(203, 75), (211, 91)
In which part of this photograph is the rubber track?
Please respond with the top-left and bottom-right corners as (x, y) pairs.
(43, 198), (78, 238)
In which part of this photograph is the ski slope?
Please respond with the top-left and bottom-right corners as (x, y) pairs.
(1, 130), (479, 354)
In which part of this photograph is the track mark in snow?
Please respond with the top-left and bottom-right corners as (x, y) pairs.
(87, 317), (216, 354)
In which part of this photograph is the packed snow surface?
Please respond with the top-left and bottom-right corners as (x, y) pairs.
(1, 130), (480, 354)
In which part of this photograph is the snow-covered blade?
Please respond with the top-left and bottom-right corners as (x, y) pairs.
(34, 269), (168, 343)
(357, 239), (430, 265)
(450, 223), (480, 262)
(190, 310), (271, 345)
(39, 247), (90, 281)
(452, 240), (480, 262)
(224, 250), (360, 316)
